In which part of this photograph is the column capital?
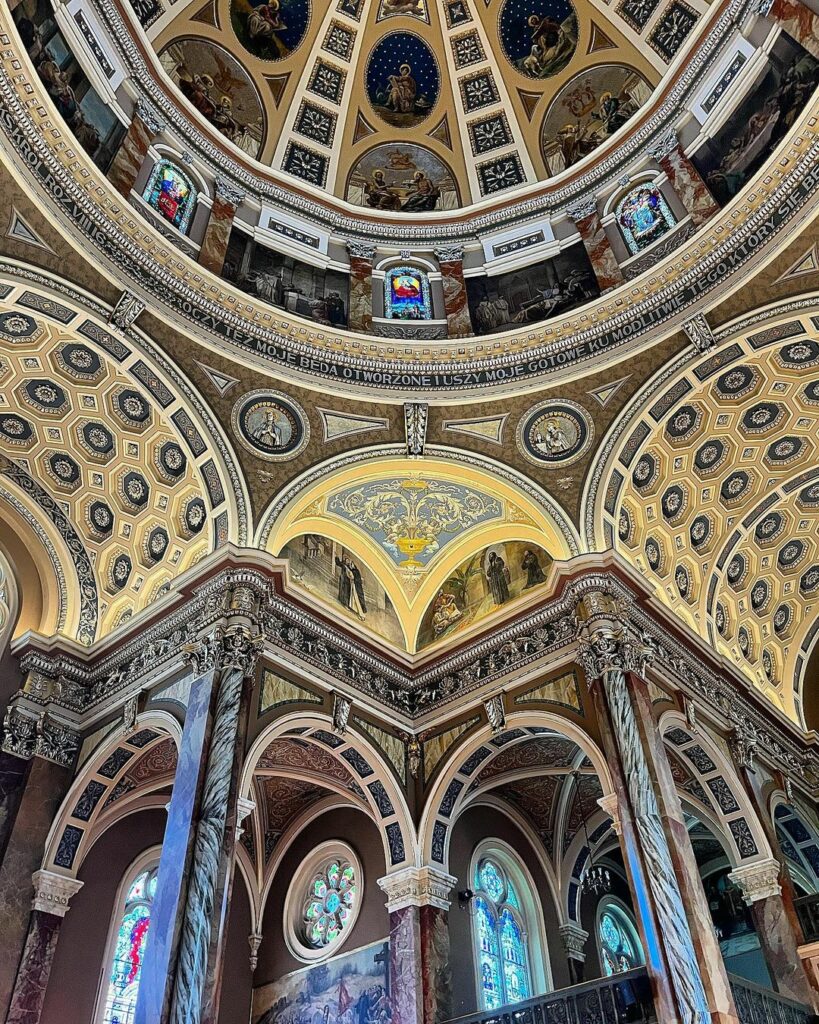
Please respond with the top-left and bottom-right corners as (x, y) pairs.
(569, 198), (599, 222)
(31, 870), (84, 917)
(575, 593), (655, 681)
(597, 793), (622, 836)
(647, 129), (679, 161)
(214, 177), (245, 208)
(378, 866), (457, 912)
(182, 625), (264, 678)
(559, 922), (589, 961)
(729, 857), (782, 904)
(434, 244), (465, 262)
(135, 98), (166, 136)
(347, 240), (377, 261)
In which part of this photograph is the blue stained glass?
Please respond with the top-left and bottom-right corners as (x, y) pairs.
(505, 880), (520, 910)
(479, 861), (506, 903)
(599, 906), (642, 978)
(101, 867), (157, 1024)
(473, 866), (531, 1010)
(616, 184), (676, 255)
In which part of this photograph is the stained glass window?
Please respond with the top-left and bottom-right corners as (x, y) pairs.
(101, 866), (158, 1024)
(472, 858), (532, 1010)
(384, 266), (432, 320)
(142, 160), (197, 234)
(616, 184), (676, 255)
(598, 901), (643, 977)
(303, 858), (357, 948)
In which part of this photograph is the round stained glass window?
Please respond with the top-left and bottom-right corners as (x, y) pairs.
(286, 842), (362, 962)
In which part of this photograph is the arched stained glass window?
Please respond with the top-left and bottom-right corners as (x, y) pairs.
(597, 900), (643, 977)
(616, 184), (676, 255)
(142, 160), (197, 234)
(100, 864), (158, 1024)
(472, 858), (532, 1010)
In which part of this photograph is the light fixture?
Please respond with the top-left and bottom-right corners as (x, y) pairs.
(571, 770), (612, 897)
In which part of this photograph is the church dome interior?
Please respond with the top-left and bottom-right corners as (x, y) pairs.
(1, 0), (819, 1020)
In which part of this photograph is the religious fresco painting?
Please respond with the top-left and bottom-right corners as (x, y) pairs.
(499, 0), (578, 79)
(12, 0), (126, 171)
(346, 144), (459, 211)
(230, 0), (311, 60)
(689, 32), (818, 206)
(541, 65), (652, 175)
(142, 160), (198, 233)
(416, 541), (552, 650)
(377, 0), (430, 22)
(253, 940), (390, 1024)
(465, 244), (598, 335)
(223, 229), (349, 326)
(365, 33), (440, 127)
(280, 536), (405, 648)
(159, 38), (265, 157)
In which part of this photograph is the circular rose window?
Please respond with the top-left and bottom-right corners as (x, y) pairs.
(285, 842), (362, 961)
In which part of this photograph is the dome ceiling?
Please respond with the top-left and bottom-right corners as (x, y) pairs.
(145, 0), (693, 208)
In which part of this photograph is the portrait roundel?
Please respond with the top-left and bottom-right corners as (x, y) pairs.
(499, 0), (578, 79)
(159, 38), (265, 157)
(365, 33), (440, 128)
(230, 0), (310, 61)
(346, 143), (459, 212)
(540, 64), (651, 175)
(517, 400), (593, 466)
(232, 389), (309, 460)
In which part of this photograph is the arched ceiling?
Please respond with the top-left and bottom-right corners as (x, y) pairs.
(146, 0), (675, 206)
(599, 310), (819, 720)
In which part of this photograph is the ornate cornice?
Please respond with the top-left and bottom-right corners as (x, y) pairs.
(377, 866), (457, 912)
(575, 592), (656, 681)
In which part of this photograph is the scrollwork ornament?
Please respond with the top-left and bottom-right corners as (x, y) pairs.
(568, 198), (598, 222)
(135, 98), (166, 136)
(730, 723), (758, 772)
(215, 177), (246, 208)
(35, 713), (80, 768)
(484, 694), (506, 733)
(332, 692), (352, 735)
(219, 629), (263, 678)
(647, 129), (679, 161)
(346, 240), (376, 260)
(1, 705), (38, 760)
(434, 244), (465, 262)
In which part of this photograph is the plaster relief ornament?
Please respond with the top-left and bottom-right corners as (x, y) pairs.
(499, 0), (578, 79)
(230, 0), (310, 60)
(366, 33), (440, 128)
(517, 400), (593, 467)
(232, 390), (309, 460)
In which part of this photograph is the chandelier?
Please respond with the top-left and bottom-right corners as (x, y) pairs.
(571, 770), (612, 896)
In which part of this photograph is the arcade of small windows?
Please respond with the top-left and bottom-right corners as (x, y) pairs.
(596, 899), (644, 977)
(99, 863), (158, 1024)
(472, 857), (533, 1010)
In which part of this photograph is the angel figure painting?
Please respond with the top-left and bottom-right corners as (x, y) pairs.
(416, 541), (552, 650)
(159, 38), (265, 157)
(230, 0), (310, 61)
(500, 0), (578, 79)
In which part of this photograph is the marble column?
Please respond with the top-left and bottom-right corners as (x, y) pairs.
(729, 857), (816, 1007)
(107, 100), (165, 199)
(0, 712), (77, 1022)
(0, 752), (32, 862)
(347, 241), (375, 334)
(199, 179), (244, 277)
(433, 245), (473, 338)
(650, 133), (720, 224)
(768, 0), (819, 60)
(577, 595), (738, 1024)
(559, 922), (588, 984)
(570, 201), (624, 293)
(5, 871), (83, 1024)
(378, 867), (455, 1024)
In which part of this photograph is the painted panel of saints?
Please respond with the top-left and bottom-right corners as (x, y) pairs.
(365, 33), (440, 128)
(230, 0), (310, 60)
(346, 144), (459, 212)
(499, 0), (578, 79)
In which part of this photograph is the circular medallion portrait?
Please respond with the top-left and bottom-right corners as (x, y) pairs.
(230, 0), (310, 61)
(366, 33), (440, 128)
(232, 390), (309, 460)
(517, 400), (592, 466)
(499, 0), (578, 79)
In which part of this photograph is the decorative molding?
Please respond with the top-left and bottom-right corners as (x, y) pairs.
(433, 244), (465, 262)
(109, 291), (145, 331)
(31, 869), (84, 917)
(559, 922), (589, 961)
(569, 199), (598, 222)
(346, 240), (376, 260)
(248, 932), (263, 972)
(729, 724), (758, 772)
(377, 866), (457, 912)
(597, 793), (621, 835)
(682, 313), (716, 353)
(404, 403), (428, 458)
(135, 99), (166, 136)
(484, 694), (506, 734)
(647, 130), (679, 161)
(332, 692), (352, 735)
(214, 177), (245, 207)
(728, 857), (781, 904)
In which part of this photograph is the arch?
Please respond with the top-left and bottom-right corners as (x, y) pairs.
(92, 845), (162, 1024)
(0, 545), (18, 659)
(769, 793), (819, 895)
(469, 839), (551, 1008)
(241, 710), (417, 880)
(42, 711), (181, 878)
(151, 145), (212, 197)
(595, 895), (644, 976)
(0, 499), (59, 641)
(658, 710), (772, 865)
(420, 711), (613, 872)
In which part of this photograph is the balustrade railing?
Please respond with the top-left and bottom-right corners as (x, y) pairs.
(729, 974), (816, 1024)
(794, 894), (819, 944)
(443, 970), (656, 1024)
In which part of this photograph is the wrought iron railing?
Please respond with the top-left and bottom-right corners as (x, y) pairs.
(443, 970), (656, 1024)
(729, 974), (816, 1024)
(794, 894), (819, 944)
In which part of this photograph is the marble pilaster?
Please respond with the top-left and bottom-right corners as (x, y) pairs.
(0, 759), (73, 1022)
(347, 242), (375, 334)
(769, 0), (819, 59)
(434, 246), (473, 338)
(5, 872), (83, 1024)
(107, 102), (165, 199)
(656, 143), (720, 225)
(570, 204), (624, 293)
(0, 753), (31, 863)
(199, 181), (244, 276)
(379, 867), (455, 1024)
